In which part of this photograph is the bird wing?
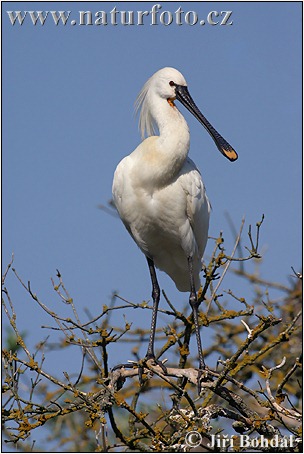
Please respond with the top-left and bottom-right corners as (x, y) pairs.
(112, 155), (133, 233)
(112, 155), (148, 250)
(178, 157), (211, 260)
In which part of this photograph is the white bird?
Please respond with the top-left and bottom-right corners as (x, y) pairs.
(112, 67), (237, 385)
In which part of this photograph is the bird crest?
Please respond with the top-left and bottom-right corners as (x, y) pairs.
(134, 75), (158, 139)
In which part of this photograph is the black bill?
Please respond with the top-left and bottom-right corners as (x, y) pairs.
(175, 84), (238, 162)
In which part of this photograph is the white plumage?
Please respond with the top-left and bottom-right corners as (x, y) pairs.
(113, 143), (210, 292)
(113, 68), (211, 291)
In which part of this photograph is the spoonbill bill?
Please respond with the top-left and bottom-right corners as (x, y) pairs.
(112, 67), (237, 386)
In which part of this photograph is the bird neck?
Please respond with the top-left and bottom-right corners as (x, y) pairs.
(154, 98), (190, 166)
(134, 101), (190, 190)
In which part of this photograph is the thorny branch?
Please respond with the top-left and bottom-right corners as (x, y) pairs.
(2, 220), (302, 452)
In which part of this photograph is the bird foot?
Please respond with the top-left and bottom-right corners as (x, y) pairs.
(111, 361), (138, 372)
(111, 356), (167, 387)
(196, 365), (213, 395)
(138, 355), (168, 385)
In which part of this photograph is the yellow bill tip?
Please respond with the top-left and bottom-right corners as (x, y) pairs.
(223, 148), (238, 162)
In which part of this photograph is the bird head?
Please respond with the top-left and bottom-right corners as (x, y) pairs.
(136, 67), (238, 162)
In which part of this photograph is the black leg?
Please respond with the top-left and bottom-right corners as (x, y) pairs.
(112, 257), (166, 384)
(146, 257), (160, 359)
(139, 257), (167, 380)
(188, 256), (206, 392)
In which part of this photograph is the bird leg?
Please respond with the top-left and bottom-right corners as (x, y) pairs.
(138, 257), (167, 383)
(112, 258), (166, 385)
(188, 256), (206, 393)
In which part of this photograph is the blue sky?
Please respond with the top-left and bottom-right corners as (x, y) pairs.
(2, 0), (302, 388)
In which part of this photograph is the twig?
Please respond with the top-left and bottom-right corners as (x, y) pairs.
(264, 358), (302, 421)
(277, 357), (301, 396)
(206, 218), (245, 313)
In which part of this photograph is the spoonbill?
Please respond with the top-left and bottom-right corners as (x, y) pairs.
(112, 67), (237, 387)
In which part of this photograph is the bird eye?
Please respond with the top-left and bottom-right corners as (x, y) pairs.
(169, 81), (175, 87)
